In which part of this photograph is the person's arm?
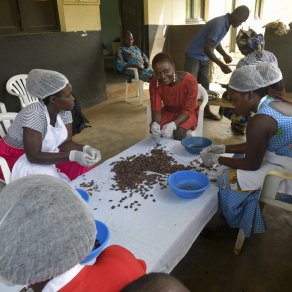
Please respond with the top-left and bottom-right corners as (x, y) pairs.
(116, 48), (127, 72)
(173, 75), (198, 127)
(150, 79), (162, 124)
(215, 43), (232, 64)
(23, 127), (71, 164)
(152, 110), (162, 124)
(225, 142), (247, 153)
(218, 115), (277, 170)
(59, 123), (84, 152)
(142, 52), (149, 69)
(204, 38), (232, 74)
(121, 46), (144, 71)
(124, 63), (144, 71)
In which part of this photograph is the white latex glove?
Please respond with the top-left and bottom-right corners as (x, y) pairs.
(69, 150), (97, 167)
(201, 144), (226, 154)
(200, 152), (220, 168)
(151, 122), (162, 137)
(161, 121), (177, 139)
(83, 145), (101, 162)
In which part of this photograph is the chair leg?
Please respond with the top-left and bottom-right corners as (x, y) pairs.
(234, 228), (246, 255)
(125, 82), (129, 102)
(138, 81), (144, 104)
(135, 81), (139, 100)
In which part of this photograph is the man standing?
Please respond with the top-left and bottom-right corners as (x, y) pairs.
(184, 5), (249, 120)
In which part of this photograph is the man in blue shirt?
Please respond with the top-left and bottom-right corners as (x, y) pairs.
(184, 5), (249, 120)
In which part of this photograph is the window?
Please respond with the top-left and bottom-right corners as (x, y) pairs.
(0, 0), (59, 35)
(186, 0), (204, 23)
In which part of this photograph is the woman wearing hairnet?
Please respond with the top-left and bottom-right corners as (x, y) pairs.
(0, 69), (101, 181)
(200, 62), (292, 237)
(0, 175), (146, 291)
(219, 29), (281, 134)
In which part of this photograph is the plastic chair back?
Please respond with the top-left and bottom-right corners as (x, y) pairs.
(0, 112), (17, 185)
(0, 112), (17, 138)
(0, 156), (11, 185)
(6, 74), (38, 108)
(189, 84), (208, 137)
(125, 67), (145, 104)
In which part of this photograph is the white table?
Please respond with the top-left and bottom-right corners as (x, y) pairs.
(0, 137), (218, 292)
(71, 137), (218, 273)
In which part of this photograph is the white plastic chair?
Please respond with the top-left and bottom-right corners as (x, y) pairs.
(146, 83), (208, 137)
(234, 170), (292, 255)
(0, 112), (17, 138)
(6, 74), (38, 108)
(0, 112), (18, 185)
(125, 68), (145, 104)
(0, 156), (11, 185)
(188, 84), (208, 137)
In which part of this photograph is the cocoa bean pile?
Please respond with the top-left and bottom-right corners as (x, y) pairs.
(110, 143), (192, 193)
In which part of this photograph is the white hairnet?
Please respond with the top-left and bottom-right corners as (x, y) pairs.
(26, 69), (69, 99)
(228, 62), (282, 92)
(0, 175), (96, 285)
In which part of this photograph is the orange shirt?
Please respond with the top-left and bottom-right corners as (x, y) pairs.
(59, 245), (146, 292)
(150, 73), (199, 130)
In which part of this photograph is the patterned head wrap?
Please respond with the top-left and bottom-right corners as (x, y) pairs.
(236, 29), (264, 55)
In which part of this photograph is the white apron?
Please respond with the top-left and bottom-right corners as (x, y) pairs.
(237, 151), (292, 195)
(11, 109), (70, 182)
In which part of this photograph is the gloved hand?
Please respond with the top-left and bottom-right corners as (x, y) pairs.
(200, 152), (220, 168)
(161, 121), (177, 139)
(69, 150), (98, 167)
(83, 145), (101, 162)
(201, 144), (226, 154)
(151, 122), (161, 137)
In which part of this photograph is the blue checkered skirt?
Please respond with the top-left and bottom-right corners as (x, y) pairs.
(218, 168), (266, 237)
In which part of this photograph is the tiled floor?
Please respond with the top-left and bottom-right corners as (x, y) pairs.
(73, 71), (292, 292)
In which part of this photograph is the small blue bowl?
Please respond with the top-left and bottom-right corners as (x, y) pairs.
(75, 188), (90, 203)
(181, 137), (212, 154)
(80, 220), (110, 264)
(168, 170), (210, 199)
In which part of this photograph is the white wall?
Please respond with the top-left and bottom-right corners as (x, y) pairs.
(144, 0), (186, 25)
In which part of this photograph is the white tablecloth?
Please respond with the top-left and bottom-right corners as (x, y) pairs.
(0, 137), (218, 292)
(71, 137), (219, 273)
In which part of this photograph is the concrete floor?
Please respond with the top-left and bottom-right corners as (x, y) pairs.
(73, 71), (292, 292)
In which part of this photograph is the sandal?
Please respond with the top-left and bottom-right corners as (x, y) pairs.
(231, 122), (246, 135)
(204, 111), (222, 121)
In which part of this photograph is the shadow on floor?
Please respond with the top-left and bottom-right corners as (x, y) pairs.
(171, 205), (292, 292)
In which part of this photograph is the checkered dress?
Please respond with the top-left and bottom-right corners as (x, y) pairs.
(218, 168), (265, 237)
(218, 97), (292, 236)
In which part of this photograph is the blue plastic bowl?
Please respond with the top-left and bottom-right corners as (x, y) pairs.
(80, 220), (110, 264)
(181, 137), (212, 154)
(75, 188), (90, 203)
(168, 170), (210, 199)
